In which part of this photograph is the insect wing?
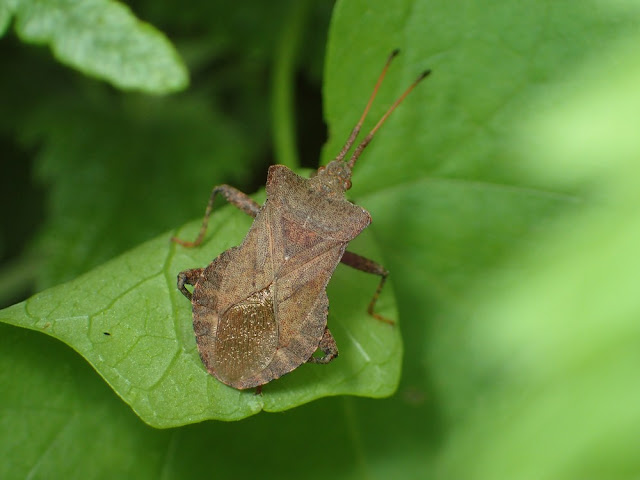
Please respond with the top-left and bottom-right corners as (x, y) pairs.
(212, 287), (278, 385)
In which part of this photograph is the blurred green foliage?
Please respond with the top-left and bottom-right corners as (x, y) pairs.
(0, 0), (331, 297)
(2, 0), (640, 478)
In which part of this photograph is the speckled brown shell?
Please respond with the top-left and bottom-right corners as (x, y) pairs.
(190, 165), (371, 389)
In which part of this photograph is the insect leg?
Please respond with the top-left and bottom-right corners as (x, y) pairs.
(307, 327), (338, 364)
(172, 185), (261, 248)
(340, 251), (393, 325)
(176, 267), (204, 300)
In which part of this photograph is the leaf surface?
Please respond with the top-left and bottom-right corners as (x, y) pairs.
(1, 201), (400, 426)
(4, 0), (187, 93)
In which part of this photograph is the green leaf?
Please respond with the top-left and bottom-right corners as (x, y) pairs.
(320, 0), (640, 477)
(0, 323), (172, 478)
(434, 34), (640, 479)
(25, 92), (256, 289)
(5, 0), (188, 93)
(0, 321), (380, 479)
(1, 198), (400, 426)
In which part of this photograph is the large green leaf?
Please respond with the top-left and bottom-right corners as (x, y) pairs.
(0, 321), (383, 479)
(3, 0), (187, 93)
(322, 0), (640, 477)
(433, 35), (640, 479)
(1, 205), (400, 426)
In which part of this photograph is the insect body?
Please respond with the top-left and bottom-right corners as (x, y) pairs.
(173, 50), (429, 390)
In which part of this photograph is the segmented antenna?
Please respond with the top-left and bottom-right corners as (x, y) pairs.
(333, 49), (431, 170)
(335, 49), (400, 163)
(347, 68), (430, 170)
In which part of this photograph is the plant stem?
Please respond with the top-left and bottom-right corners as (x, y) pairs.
(271, 0), (312, 169)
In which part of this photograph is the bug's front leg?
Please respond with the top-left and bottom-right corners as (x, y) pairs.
(340, 251), (392, 325)
(177, 267), (204, 301)
(172, 184), (261, 248)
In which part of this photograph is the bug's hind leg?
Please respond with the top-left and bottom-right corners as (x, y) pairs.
(307, 327), (338, 364)
(340, 250), (392, 325)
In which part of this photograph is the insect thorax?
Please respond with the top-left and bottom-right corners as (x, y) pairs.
(266, 165), (371, 243)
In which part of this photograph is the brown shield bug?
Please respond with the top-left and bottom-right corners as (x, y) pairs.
(172, 50), (429, 390)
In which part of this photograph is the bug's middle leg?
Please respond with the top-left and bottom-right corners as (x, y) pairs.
(172, 184), (261, 248)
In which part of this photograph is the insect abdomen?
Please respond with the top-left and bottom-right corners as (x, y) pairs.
(211, 285), (278, 385)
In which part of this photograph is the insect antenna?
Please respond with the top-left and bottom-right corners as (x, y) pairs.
(347, 68), (431, 170)
(334, 49), (400, 163)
